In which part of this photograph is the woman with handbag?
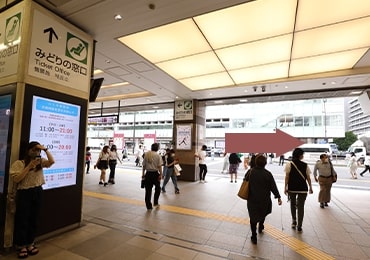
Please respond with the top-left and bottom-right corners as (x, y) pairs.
(284, 148), (313, 232)
(161, 149), (180, 194)
(95, 145), (109, 186)
(247, 154), (282, 245)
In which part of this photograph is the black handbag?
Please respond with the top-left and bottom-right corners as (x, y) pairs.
(141, 178), (145, 189)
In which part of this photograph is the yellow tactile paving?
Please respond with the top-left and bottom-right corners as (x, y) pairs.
(83, 190), (335, 260)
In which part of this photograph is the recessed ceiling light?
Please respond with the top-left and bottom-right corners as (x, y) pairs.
(350, 91), (362, 95)
(214, 100), (223, 103)
(244, 89), (248, 92)
(240, 99), (248, 102)
(114, 14), (122, 21)
(94, 69), (103, 75)
(152, 106), (159, 109)
(331, 81), (337, 84)
(285, 85), (288, 88)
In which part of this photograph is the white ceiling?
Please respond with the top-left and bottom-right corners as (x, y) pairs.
(34, 0), (370, 114)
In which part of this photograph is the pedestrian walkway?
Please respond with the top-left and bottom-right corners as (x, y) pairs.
(1, 166), (369, 259)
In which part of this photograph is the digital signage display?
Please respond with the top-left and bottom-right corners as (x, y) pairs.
(0, 95), (11, 193)
(29, 95), (81, 190)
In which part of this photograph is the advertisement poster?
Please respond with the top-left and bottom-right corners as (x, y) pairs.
(29, 95), (80, 190)
(176, 124), (192, 150)
(0, 95), (11, 193)
(144, 133), (156, 151)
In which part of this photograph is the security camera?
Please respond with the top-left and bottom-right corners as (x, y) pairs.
(253, 86), (257, 92)
(261, 85), (266, 92)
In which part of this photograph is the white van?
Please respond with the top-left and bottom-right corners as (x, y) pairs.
(284, 143), (332, 162)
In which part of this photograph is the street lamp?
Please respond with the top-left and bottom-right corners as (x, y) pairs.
(323, 99), (327, 139)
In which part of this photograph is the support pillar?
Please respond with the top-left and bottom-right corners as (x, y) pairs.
(173, 100), (206, 181)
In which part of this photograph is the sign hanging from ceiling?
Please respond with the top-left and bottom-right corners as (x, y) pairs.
(28, 9), (93, 92)
(175, 100), (193, 121)
(0, 4), (23, 78)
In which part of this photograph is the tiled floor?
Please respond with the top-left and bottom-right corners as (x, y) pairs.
(1, 163), (370, 259)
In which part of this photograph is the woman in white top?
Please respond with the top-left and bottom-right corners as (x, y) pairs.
(348, 152), (358, 179)
(108, 144), (122, 184)
(95, 145), (110, 186)
(10, 141), (55, 258)
(195, 145), (207, 183)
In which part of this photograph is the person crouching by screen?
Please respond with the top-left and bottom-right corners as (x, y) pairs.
(142, 143), (163, 210)
(10, 141), (55, 258)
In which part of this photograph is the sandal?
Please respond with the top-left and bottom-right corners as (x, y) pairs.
(27, 245), (39, 256)
(18, 248), (28, 259)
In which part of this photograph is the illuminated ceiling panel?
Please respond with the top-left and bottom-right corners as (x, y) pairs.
(290, 49), (368, 77)
(118, 19), (211, 63)
(296, 0), (370, 30)
(229, 62), (289, 84)
(194, 0), (297, 49)
(156, 51), (224, 79)
(118, 0), (370, 91)
(179, 72), (234, 91)
(216, 34), (292, 70)
(292, 17), (370, 59)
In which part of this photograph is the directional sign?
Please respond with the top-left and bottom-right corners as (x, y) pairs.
(0, 5), (23, 77)
(28, 8), (93, 92)
(225, 129), (304, 156)
(175, 100), (193, 120)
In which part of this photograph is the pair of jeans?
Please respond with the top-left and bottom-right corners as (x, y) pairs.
(162, 167), (178, 191)
(14, 186), (43, 247)
(199, 164), (207, 180)
(86, 161), (90, 173)
(108, 160), (117, 180)
(144, 171), (161, 209)
(288, 192), (307, 228)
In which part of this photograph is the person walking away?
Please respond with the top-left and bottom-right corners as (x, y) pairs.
(247, 154), (282, 244)
(279, 154), (284, 166)
(142, 143), (163, 210)
(313, 154), (336, 208)
(85, 146), (92, 174)
(221, 152), (229, 173)
(249, 154), (257, 169)
(121, 146), (129, 161)
(195, 145), (207, 183)
(243, 153), (250, 169)
(211, 147), (215, 160)
(284, 148), (313, 232)
(347, 152), (358, 179)
(95, 145), (110, 186)
(161, 149), (180, 194)
(228, 152), (241, 183)
(135, 145), (143, 167)
(360, 152), (370, 177)
(162, 148), (170, 179)
(108, 144), (122, 184)
(268, 153), (274, 164)
(10, 141), (55, 258)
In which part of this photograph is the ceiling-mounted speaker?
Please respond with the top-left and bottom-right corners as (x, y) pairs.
(89, 78), (104, 102)
(358, 91), (370, 115)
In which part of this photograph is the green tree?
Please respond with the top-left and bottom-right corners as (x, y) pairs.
(333, 131), (357, 151)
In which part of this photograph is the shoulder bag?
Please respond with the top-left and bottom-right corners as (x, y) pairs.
(290, 161), (306, 181)
(329, 160), (337, 183)
(237, 169), (252, 200)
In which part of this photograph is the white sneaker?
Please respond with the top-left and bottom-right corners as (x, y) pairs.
(203, 180), (207, 183)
